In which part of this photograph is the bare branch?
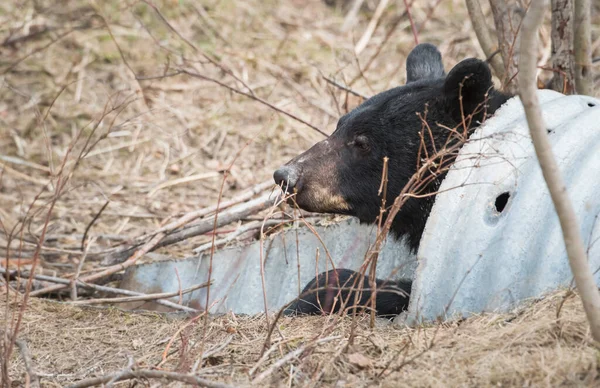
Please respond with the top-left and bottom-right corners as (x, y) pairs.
(404, 0), (419, 45)
(574, 0), (594, 95)
(354, 0), (391, 55)
(136, 180), (274, 241)
(465, 0), (506, 80)
(29, 232), (167, 297)
(252, 336), (343, 384)
(1, 29), (75, 74)
(81, 200), (110, 251)
(175, 69), (328, 138)
(519, 0), (600, 342)
(15, 339), (40, 388)
(347, 0), (416, 85)
(192, 219), (280, 253)
(65, 369), (235, 388)
(0, 268), (199, 313)
(322, 76), (369, 100)
(342, 0), (366, 32)
(66, 281), (211, 306)
(101, 192), (278, 267)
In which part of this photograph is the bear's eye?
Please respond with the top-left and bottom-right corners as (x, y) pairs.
(354, 135), (370, 152)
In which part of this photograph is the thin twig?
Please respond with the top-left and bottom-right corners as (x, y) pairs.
(148, 172), (221, 197)
(348, 2), (414, 85)
(258, 193), (288, 329)
(67, 281), (211, 305)
(0, 268), (199, 313)
(403, 0), (419, 45)
(354, 0), (391, 55)
(138, 69), (327, 138)
(71, 239), (94, 301)
(99, 14), (150, 109)
(136, 180), (273, 241)
(65, 369), (235, 388)
(156, 314), (204, 370)
(191, 4), (230, 45)
(252, 336), (342, 384)
(81, 201), (109, 251)
(322, 76), (369, 100)
(249, 336), (305, 376)
(416, 0), (444, 33)
(103, 192), (279, 266)
(342, 0), (366, 31)
(106, 356), (134, 388)
(15, 338), (40, 388)
(29, 232), (166, 297)
(1, 29), (75, 74)
(102, 192), (278, 266)
(6, 137), (71, 370)
(192, 220), (279, 253)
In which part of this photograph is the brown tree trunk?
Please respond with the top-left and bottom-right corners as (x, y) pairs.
(489, 0), (526, 94)
(549, 0), (575, 94)
(574, 0), (594, 95)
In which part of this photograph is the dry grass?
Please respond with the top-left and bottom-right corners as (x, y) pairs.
(2, 289), (598, 386)
(1, 0), (600, 386)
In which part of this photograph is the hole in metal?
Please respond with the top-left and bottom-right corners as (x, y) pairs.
(495, 192), (510, 213)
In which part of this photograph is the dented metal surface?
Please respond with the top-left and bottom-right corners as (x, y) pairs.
(119, 217), (416, 314)
(400, 90), (600, 324)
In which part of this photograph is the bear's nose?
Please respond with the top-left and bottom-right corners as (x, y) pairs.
(273, 166), (299, 193)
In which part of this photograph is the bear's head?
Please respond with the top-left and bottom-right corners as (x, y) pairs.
(273, 44), (510, 251)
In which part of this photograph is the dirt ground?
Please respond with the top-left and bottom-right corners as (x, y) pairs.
(1, 0), (600, 386)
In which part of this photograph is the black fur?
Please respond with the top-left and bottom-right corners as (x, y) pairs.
(284, 269), (411, 318)
(406, 43), (445, 83)
(274, 43), (511, 251)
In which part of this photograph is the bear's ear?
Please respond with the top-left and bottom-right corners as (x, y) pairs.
(443, 58), (493, 117)
(406, 43), (445, 83)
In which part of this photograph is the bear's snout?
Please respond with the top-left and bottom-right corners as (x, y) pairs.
(273, 165), (300, 193)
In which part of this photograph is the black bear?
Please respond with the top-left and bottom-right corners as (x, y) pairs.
(273, 43), (510, 252)
(284, 269), (411, 318)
